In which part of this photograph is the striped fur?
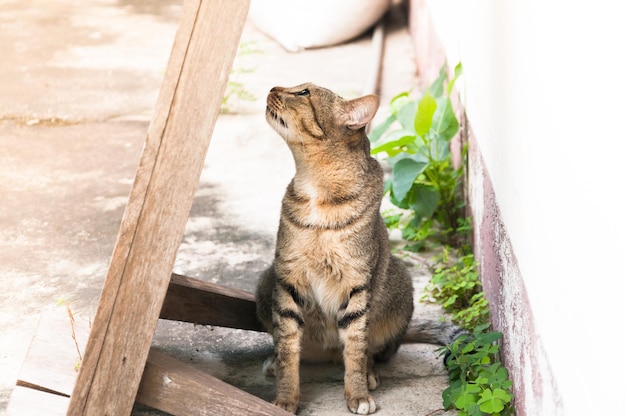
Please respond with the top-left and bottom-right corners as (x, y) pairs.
(255, 84), (462, 414)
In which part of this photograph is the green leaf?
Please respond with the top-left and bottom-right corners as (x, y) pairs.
(446, 62), (464, 96)
(488, 345), (501, 354)
(432, 96), (459, 141)
(466, 403), (484, 416)
(455, 392), (477, 411)
(370, 130), (416, 156)
(431, 134), (451, 161)
(477, 331), (503, 344)
(389, 188), (409, 209)
(446, 62), (463, 97)
(382, 213), (402, 229)
(473, 323), (492, 335)
(477, 388), (510, 413)
(411, 151), (430, 164)
(409, 184), (440, 219)
(430, 66), (447, 98)
(390, 91), (411, 112)
(493, 388), (512, 403)
(442, 382), (462, 409)
(454, 383), (481, 410)
(443, 295), (459, 308)
(495, 366), (510, 381)
(455, 62), (463, 79)
(387, 149), (430, 168)
(462, 342), (476, 354)
(391, 158), (428, 202)
(414, 94), (437, 136)
(396, 100), (419, 133)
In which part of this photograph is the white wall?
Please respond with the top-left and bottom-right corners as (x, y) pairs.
(424, 1), (626, 414)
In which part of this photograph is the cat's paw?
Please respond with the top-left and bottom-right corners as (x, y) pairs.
(273, 399), (299, 414)
(347, 395), (377, 414)
(262, 356), (276, 377)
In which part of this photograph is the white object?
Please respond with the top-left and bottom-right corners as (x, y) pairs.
(248, 0), (391, 51)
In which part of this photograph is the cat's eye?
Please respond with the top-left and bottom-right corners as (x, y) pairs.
(295, 89), (310, 96)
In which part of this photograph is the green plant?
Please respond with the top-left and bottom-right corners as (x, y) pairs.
(221, 41), (262, 113)
(422, 245), (514, 415)
(423, 247), (490, 330)
(370, 63), (466, 250)
(423, 247), (514, 415)
(372, 63), (515, 415)
(439, 325), (514, 416)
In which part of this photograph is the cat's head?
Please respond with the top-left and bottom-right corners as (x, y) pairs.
(265, 83), (379, 148)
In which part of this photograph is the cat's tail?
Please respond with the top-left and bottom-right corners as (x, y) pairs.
(402, 319), (467, 346)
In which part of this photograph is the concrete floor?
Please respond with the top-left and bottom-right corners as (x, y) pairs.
(0, 1), (456, 414)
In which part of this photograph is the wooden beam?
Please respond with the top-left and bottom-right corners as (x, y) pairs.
(66, 1), (250, 414)
(161, 273), (266, 332)
(136, 348), (290, 416)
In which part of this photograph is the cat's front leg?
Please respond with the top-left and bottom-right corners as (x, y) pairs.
(339, 294), (376, 414)
(271, 284), (305, 413)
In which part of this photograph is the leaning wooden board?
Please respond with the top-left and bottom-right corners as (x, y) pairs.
(7, 0), (290, 414)
(65, 0), (251, 414)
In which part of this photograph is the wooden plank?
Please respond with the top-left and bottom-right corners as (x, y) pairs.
(6, 386), (70, 416)
(15, 306), (89, 397)
(136, 348), (291, 416)
(160, 274), (265, 332)
(6, 307), (89, 415)
(66, 1), (251, 415)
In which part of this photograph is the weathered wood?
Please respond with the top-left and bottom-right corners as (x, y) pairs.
(16, 306), (89, 396)
(6, 307), (89, 415)
(66, 1), (250, 414)
(160, 273), (265, 332)
(136, 348), (291, 416)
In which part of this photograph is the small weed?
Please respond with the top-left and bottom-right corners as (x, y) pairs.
(57, 297), (82, 371)
(221, 41), (263, 113)
(423, 247), (490, 330)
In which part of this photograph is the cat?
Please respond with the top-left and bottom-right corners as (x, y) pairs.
(255, 83), (464, 414)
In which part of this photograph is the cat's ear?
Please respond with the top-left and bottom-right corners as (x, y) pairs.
(339, 95), (380, 130)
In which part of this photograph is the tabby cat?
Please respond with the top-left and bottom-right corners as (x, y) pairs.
(255, 83), (463, 414)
